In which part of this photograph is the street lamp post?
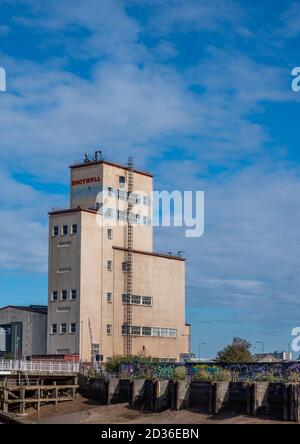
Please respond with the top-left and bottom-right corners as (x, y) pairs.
(198, 342), (206, 361)
(256, 341), (265, 354)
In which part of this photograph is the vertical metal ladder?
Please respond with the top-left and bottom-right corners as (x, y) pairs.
(88, 318), (96, 367)
(124, 157), (134, 356)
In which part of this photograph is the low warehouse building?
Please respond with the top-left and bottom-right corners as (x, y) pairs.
(0, 305), (47, 359)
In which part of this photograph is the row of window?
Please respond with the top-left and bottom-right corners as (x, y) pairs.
(51, 323), (76, 335)
(53, 226), (114, 240)
(121, 294), (152, 306)
(104, 186), (151, 206)
(52, 214), (150, 239)
(53, 224), (77, 237)
(51, 323), (176, 338)
(51, 290), (152, 306)
(101, 207), (151, 225)
(51, 289), (77, 301)
(121, 325), (177, 338)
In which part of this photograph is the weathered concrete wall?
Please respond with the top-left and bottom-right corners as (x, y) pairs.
(130, 379), (145, 409)
(78, 375), (108, 403)
(143, 380), (156, 411)
(189, 382), (213, 413)
(78, 377), (300, 422)
(228, 382), (250, 414)
(175, 380), (190, 410)
(252, 382), (270, 416)
(154, 380), (172, 411)
(290, 384), (300, 422)
(214, 382), (230, 414)
(107, 379), (131, 404)
(263, 383), (287, 419)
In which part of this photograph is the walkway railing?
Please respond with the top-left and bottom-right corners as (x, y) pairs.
(0, 360), (80, 374)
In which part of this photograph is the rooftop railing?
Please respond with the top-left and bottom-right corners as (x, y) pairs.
(70, 155), (153, 176)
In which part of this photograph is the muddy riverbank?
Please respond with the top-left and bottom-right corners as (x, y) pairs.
(26, 399), (289, 424)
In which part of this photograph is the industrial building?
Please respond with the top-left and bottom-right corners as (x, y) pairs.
(45, 154), (190, 362)
(0, 306), (47, 358)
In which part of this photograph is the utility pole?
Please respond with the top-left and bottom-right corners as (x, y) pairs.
(256, 341), (265, 354)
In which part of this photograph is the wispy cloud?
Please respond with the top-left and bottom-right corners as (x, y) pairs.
(279, 2), (300, 38)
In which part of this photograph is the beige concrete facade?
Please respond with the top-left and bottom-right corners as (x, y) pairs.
(47, 158), (190, 362)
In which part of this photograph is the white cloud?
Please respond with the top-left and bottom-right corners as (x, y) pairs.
(128, 0), (247, 36)
(155, 161), (300, 329)
(0, 170), (66, 272)
(279, 2), (300, 38)
(0, 210), (47, 272)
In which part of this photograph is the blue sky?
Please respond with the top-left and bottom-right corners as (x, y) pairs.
(1, 0), (300, 358)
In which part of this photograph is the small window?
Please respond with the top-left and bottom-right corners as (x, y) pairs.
(62, 225), (68, 236)
(71, 224), (77, 234)
(142, 327), (151, 336)
(161, 328), (168, 337)
(142, 296), (152, 306)
(51, 291), (58, 302)
(61, 290), (67, 301)
(169, 329), (177, 338)
(107, 228), (113, 240)
(122, 324), (130, 335)
(131, 326), (141, 336)
(107, 324), (112, 335)
(53, 226), (59, 236)
(122, 262), (128, 272)
(118, 190), (126, 200)
(51, 324), (57, 335)
(60, 323), (67, 334)
(122, 294), (130, 304)
(152, 327), (160, 337)
(132, 295), (141, 305)
(70, 323), (76, 334)
(107, 292), (112, 303)
(107, 260), (113, 271)
(107, 187), (114, 197)
(119, 176), (125, 184)
(70, 289), (77, 300)
(143, 196), (148, 206)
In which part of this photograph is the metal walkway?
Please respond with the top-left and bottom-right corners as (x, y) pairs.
(0, 360), (79, 374)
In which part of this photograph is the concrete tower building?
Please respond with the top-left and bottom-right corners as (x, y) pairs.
(47, 154), (190, 362)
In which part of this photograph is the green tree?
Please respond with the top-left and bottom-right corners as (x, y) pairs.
(216, 337), (253, 363)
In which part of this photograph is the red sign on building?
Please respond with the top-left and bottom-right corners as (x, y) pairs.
(72, 176), (101, 186)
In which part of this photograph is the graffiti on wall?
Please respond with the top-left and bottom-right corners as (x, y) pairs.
(118, 361), (300, 382)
